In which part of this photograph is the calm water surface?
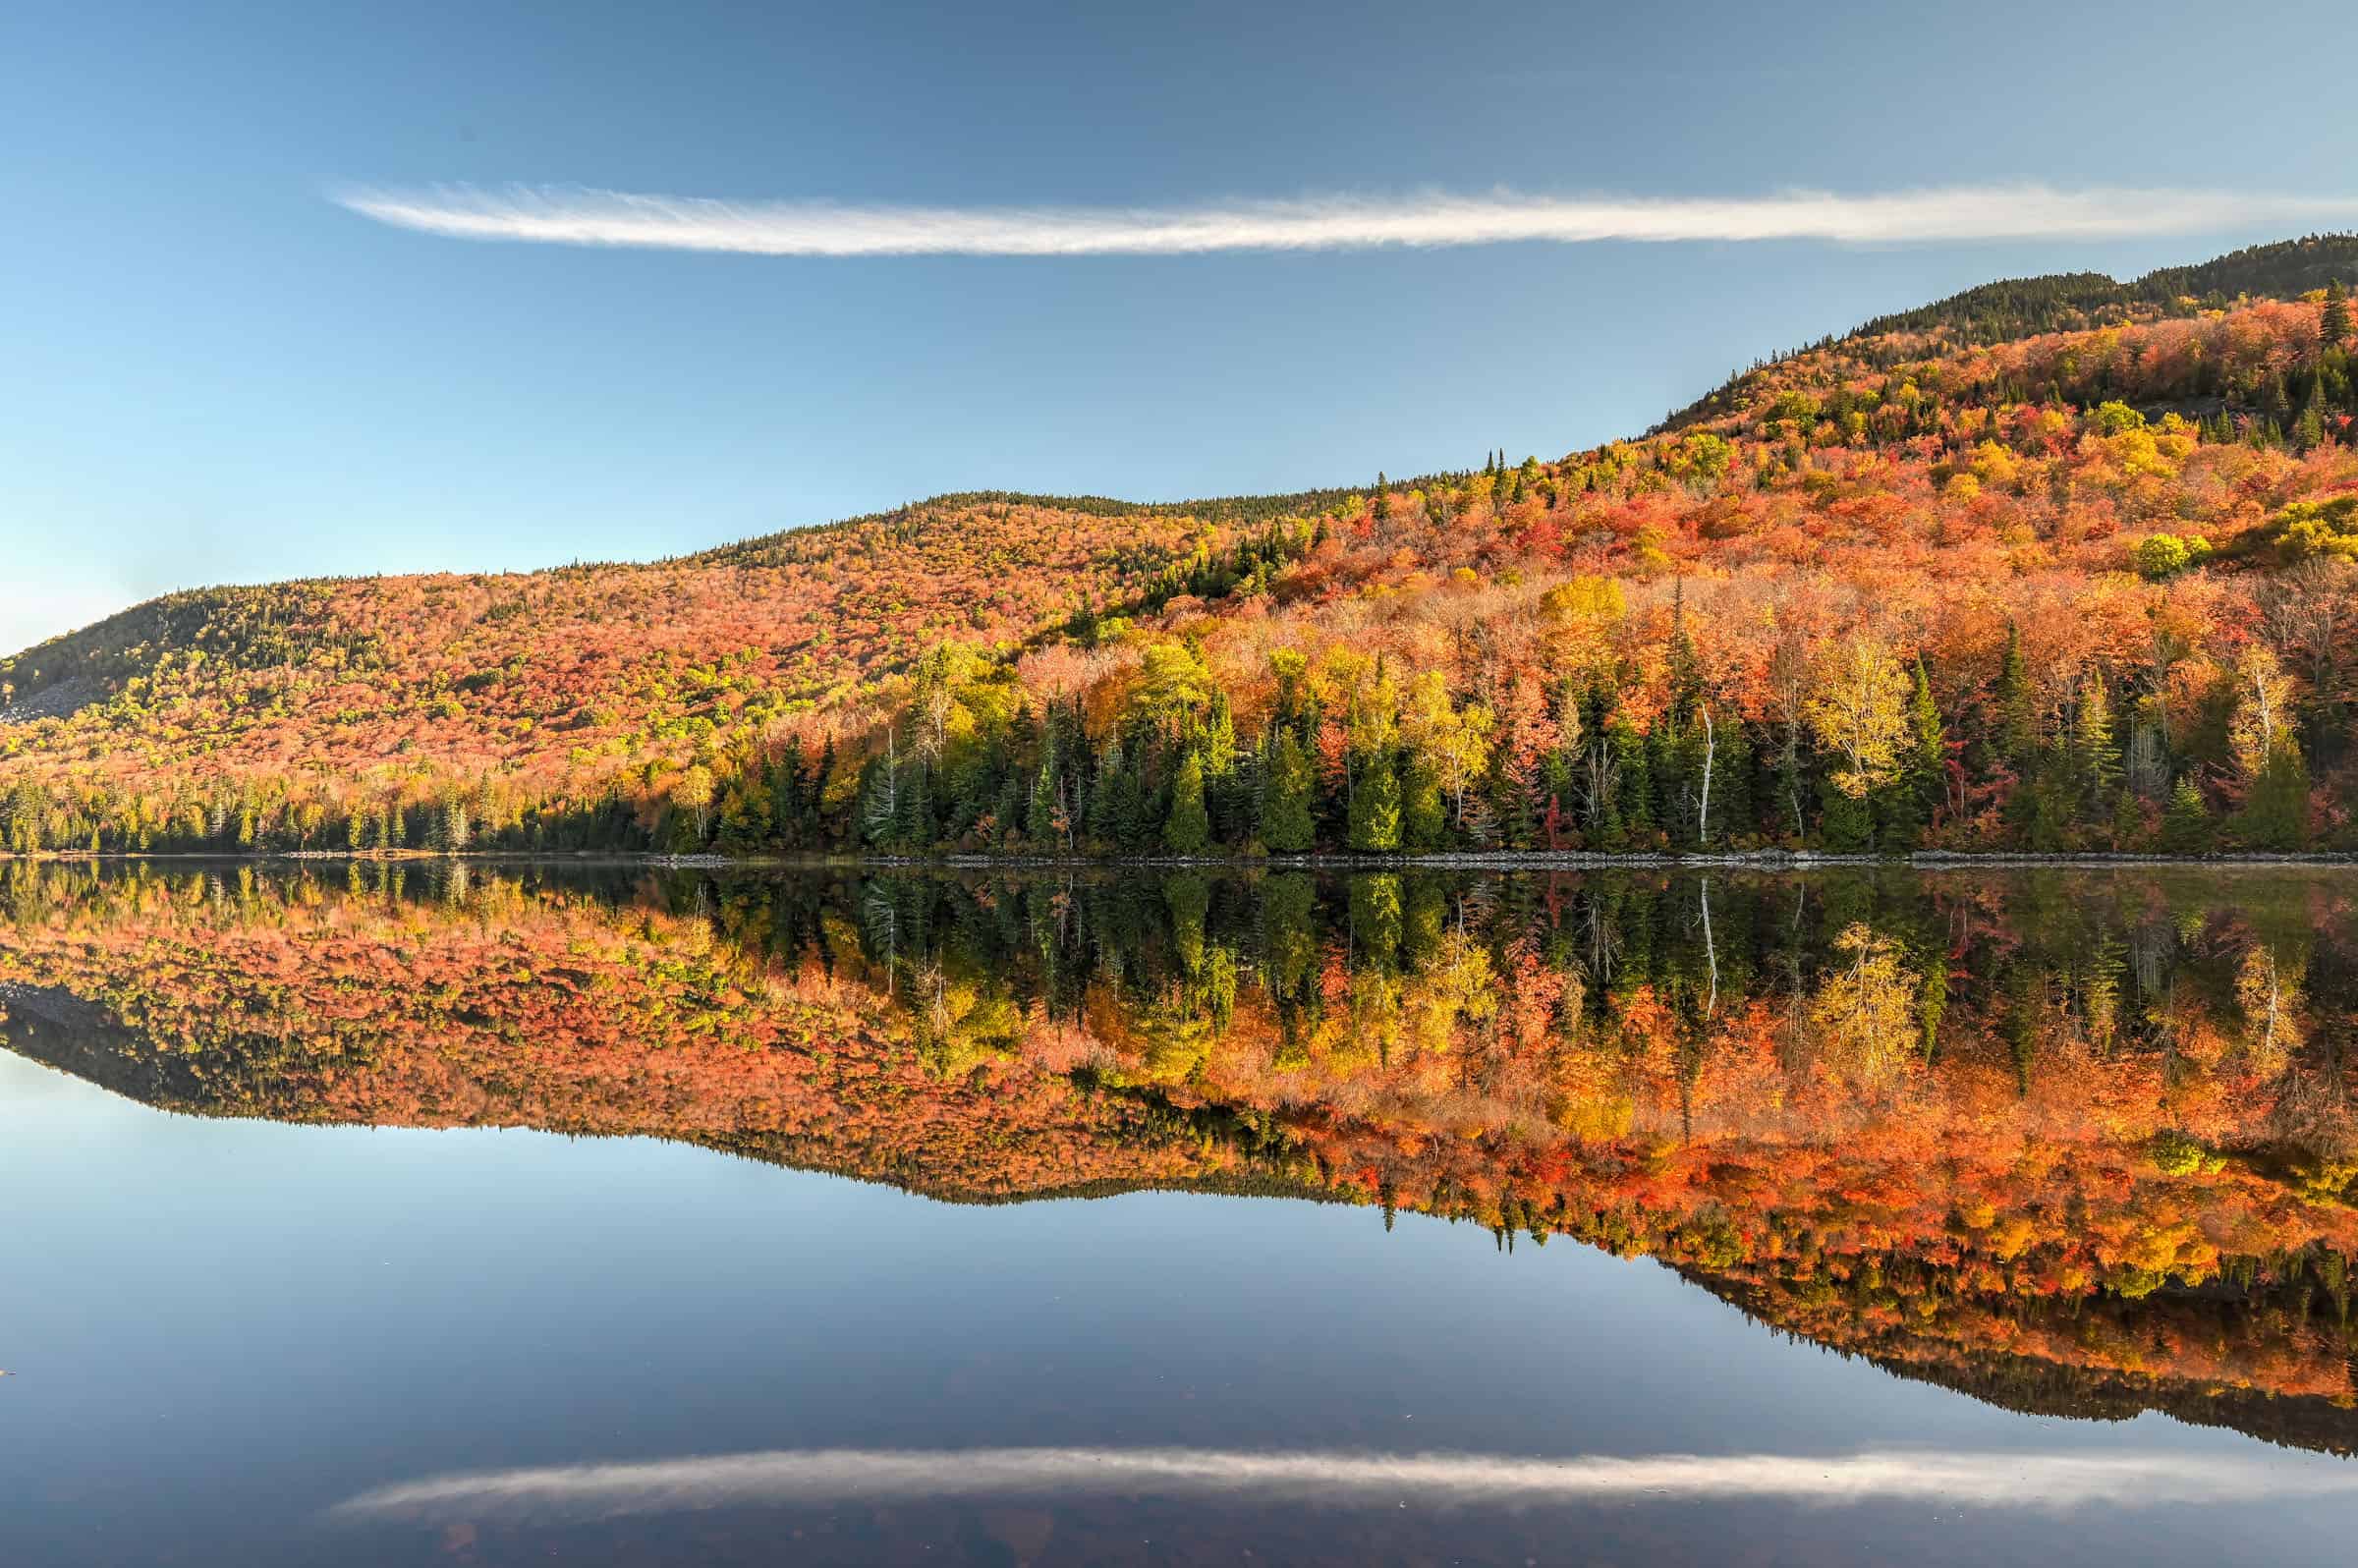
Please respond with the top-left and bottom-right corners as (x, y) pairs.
(2, 863), (2354, 1564)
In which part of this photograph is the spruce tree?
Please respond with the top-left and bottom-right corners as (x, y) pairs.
(1612, 722), (1655, 842)
(1818, 777), (1874, 852)
(2323, 280), (2351, 347)
(805, 740), (832, 844)
(1713, 720), (1755, 845)
(1026, 746), (1061, 849)
(1401, 754), (1447, 850)
(2296, 374), (2329, 451)
(2075, 679), (2121, 816)
(1890, 657), (1944, 845)
(1666, 584), (1704, 731)
(1994, 623), (2036, 774)
(989, 774), (1023, 849)
(2239, 743), (2311, 851)
(2160, 775), (2212, 854)
(894, 757), (931, 849)
(1086, 738), (1123, 846)
(2108, 786), (2146, 851)
(1346, 754), (1402, 852)
(770, 746), (804, 844)
(1259, 729), (1317, 854)
(1163, 752), (1211, 854)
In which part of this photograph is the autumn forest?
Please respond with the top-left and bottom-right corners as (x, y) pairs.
(6, 237), (2358, 861)
(4, 862), (2354, 1454)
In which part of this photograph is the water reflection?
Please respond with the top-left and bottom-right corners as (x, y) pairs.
(330, 1444), (2358, 1523)
(2, 859), (2355, 1463)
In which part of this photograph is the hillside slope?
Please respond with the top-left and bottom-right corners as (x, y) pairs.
(4, 238), (2357, 857)
(5, 863), (2354, 1450)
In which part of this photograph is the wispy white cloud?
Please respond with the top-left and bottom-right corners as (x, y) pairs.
(328, 1445), (2358, 1524)
(331, 183), (2358, 258)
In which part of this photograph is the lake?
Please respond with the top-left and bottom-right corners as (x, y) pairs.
(2, 861), (2354, 1565)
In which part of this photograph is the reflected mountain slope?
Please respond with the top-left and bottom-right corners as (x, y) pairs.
(3, 861), (2354, 1454)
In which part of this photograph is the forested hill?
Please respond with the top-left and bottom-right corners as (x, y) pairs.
(1659, 232), (2358, 429)
(3, 236), (2358, 859)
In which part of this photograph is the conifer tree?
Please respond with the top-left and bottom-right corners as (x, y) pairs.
(1612, 721), (1655, 842)
(894, 757), (931, 848)
(2108, 786), (2146, 851)
(1401, 754), (1447, 850)
(769, 745), (804, 844)
(1163, 752), (1210, 855)
(1994, 623), (2037, 774)
(1666, 584), (1704, 731)
(2296, 374), (2329, 451)
(1347, 753), (1402, 852)
(1026, 733), (1061, 849)
(2323, 280), (2351, 347)
(1712, 718), (1754, 845)
(1259, 729), (1317, 854)
(1907, 659), (1944, 799)
(1818, 777), (1874, 852)
(1086, 738), (1123, 846)
(2240, 743), (2311, 850)
(2160, 775), (2213, 854)
(2075, 679), (2121, 814)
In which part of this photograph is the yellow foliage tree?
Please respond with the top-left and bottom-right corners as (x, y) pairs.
(2226, 644), (2295, 782)
(1805, 639), (1911, 799)
(1811, 923), (1919, 1085)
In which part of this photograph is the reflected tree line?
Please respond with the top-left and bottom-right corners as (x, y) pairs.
(3, 860), (2356, 1450)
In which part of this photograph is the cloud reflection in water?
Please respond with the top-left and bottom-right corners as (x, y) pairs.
(331, 1446), (2358, 1524)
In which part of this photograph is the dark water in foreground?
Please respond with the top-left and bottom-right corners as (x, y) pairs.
(2, 862), (2355, 1564)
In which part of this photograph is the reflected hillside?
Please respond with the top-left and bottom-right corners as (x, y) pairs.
(3, 861), (2356, 1451)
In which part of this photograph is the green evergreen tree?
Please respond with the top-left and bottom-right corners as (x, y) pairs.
(1163, 752), (1211, 854)
(1026, 748), (1061, 849)
(1347, 753), (1402, 852)
(769, 746), (804, 844)
(1665, 584), (1703, 730)
(804, 739), (832, 844)
(1908, 658), (1944, 801)
(1878, 658), (1944, 847)
(2160, 775), (2213, 854)
(1259, 730), (1317, 853)
(988, 772), (1023, 849)
(1401, 754), (1447, 850)
(1773, 715), (1804, 844)
(894, 757), (932, 848)
(2108, 786), (2146, 850)
(1086, 738), (1124, 846)
(1712, 719), (1755, 845)
(1994, 622), (2037, 773)
(1818, 777), (1874, 852)
(1611, 722), (1655, 841)
(2075, 679), (2122, 815)
(2323, 280), (2351, 346)
(1114, 748), (1157, 850)
(2296, 375), (2328, 451)
(2239, 743), (2311, 850)
(1201, 691), (1246, 840)
(2017, 751), (2072, 852)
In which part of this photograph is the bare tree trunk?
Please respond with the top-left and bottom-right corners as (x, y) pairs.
(1698, 704), (1715, 846)
(1701, 876), (1717, 1018)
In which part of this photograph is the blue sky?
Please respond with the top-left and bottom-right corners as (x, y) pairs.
(5, 0), (2355, 653)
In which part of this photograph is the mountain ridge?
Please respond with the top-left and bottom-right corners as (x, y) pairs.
(5, 236), (2358, 860)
